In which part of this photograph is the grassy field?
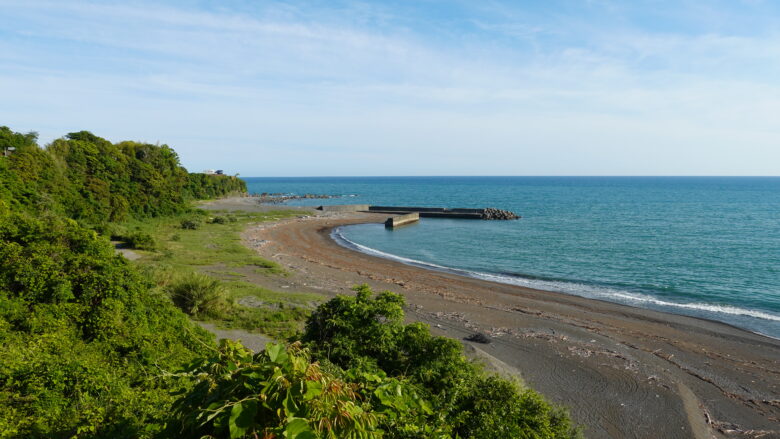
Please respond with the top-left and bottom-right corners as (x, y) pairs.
(114, 209), (324, 339)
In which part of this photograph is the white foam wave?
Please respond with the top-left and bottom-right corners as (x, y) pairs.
(332, 228), (456, 272)
(331, 227), (780, 324)
(468, 272), (780, 322)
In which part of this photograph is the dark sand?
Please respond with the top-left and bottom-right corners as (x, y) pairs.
(202, 198), (780, 439)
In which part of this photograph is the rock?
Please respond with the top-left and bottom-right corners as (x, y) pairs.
(481, 207), (520, 220)
(464, 333), (492, 344)
(253, 193), (346, 204)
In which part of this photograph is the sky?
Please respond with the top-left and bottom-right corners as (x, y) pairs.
(1, 0), (779, 176)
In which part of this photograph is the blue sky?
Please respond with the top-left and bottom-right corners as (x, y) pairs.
(1, 0), (779, 176)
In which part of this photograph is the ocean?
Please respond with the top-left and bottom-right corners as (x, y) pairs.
(243, 177), (780, 338)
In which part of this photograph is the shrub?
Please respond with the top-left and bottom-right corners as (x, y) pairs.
(301, 285), (582, 439)
(302, 284), (471, 393)
(180, 218), (200, 230)
(0, 210), (212, 438)
(168, 273), (227, 317)
(168, 341), (384, 439)
(456, 376), (579, 439)
(210, 215), (227, 224)
(125, 231), (157, 250)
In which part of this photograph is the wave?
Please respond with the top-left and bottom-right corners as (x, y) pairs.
(331, 227), (780, 325)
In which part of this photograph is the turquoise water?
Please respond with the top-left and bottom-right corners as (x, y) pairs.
(244, 177), (780, 338)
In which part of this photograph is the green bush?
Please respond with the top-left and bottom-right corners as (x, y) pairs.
(210, 215), (228, 224)
(168, 273), (227, 318)
(180, 218), (200, 230)
(301, 285), (581, 439)
(302, 284), (470, 393)
(0, 210), (212, 438)
(125, 231), (157, 250)
(168, 340), (384, 439)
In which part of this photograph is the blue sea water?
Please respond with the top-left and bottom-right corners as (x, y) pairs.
(243, 177), (780, 338)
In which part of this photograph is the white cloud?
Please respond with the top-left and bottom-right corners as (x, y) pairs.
(1, 0), (779, 175)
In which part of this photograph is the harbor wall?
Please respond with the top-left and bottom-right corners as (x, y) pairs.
(385, 212), (420, 228)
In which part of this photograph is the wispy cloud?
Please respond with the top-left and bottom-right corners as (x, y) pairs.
(1, 0), (779, 175)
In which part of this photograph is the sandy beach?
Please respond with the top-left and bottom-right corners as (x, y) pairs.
(203, 198), (780, 439)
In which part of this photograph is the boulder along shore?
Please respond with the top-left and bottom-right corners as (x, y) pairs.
(201, 197), (780, 439)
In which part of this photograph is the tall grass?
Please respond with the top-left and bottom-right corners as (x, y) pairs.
(168, 273), (227, 318)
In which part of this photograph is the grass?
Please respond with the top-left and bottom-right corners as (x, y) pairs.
(120, 210), (294, 272)
(168, 272), (228, 318)
(119, 209), (324, 339)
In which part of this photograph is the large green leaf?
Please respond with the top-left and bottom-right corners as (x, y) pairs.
(266, 343), (289, 364)
(229, 400), (258, 439)
(285, 418), (317, 439)
(303, 380), (322, 400)
(283, 389), (300, 416)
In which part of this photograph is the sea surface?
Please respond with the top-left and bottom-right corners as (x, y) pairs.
(244, 177), (780, 338)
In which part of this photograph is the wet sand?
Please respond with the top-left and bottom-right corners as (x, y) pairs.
(203, 198), (780, 438)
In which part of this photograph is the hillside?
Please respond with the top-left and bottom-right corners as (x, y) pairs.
(0, 126), (245, 225)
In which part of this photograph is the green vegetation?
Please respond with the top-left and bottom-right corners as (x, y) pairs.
(168, 273), (229, 318)
(167, 341), (384, 438)
(0, 126), (249, 437)
(122, 231), (158, 250)
(123, 210), (291, 272)
(166, 286), (581, 439)
(180, 218), (201, 230)
(1, 126), (580, 438)
(0, 207), (213, 438)
(301, 285), (581, 439)
(117, 208), (320, 338)
(0, 126), (245, 227)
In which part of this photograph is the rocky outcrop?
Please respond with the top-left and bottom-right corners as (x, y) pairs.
(481, 208), (520, 220)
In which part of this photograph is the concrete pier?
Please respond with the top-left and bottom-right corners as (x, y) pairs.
(369, 206), (484, 219)
(384, 212), (420, 228)
(316, 204), (370, 212)
(315, 204), (519, 220)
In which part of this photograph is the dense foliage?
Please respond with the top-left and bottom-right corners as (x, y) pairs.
(301, 285), (581, 439)
(186, 173), (246, 201)
(0, 125), (243, 437)
(0, 206), (213, 438)
(0, 126), (245, 226)
(167, 341), (385, 438)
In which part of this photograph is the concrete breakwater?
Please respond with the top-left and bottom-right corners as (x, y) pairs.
(254, 193), (345, 204)
(368, 206), (519, 220)
(384, 212), (420, 228)
(316, 205), (519, 220)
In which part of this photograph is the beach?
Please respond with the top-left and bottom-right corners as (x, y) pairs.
(203, 197), (780, 439)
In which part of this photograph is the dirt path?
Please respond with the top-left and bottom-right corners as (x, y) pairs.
(196, 322), (275, 353)
(112, 241), (142, 261)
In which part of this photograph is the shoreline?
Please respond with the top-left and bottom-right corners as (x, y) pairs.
(330, 224), (780, 341)
(202, 198), (780, 439)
